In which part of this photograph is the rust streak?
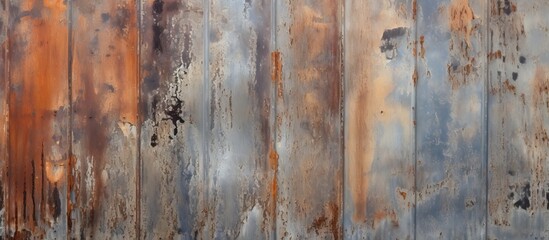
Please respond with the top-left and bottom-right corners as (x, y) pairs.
(8, 0), (68, 234)
(347, 2), (412, 225)
(271, 51), (283, 98)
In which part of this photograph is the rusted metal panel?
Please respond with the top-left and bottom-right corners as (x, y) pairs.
(70, 0), (138, 238)
(488, 0), (549, 238)
(275, 0), (343, 239)
(0, 0), (7, 236)
(416, 0), (487, 238)
(206, 0), (275, 239)
(139, 0), (205, 239)
(6, 0), (70, 238)
(344, 0), (416, 238)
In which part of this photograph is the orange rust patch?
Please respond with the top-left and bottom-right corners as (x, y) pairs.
(347, 1), (412, 224)
(449, 0), (474, 46)
(8, 0), (69, 232)
(271, 51), (283, 97)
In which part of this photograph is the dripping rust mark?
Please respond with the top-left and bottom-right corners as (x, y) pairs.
(73, 69), (109, 230)
(8, 0), (68, 233)
(308, 202), (340, 240)
(379, 27), (407, 60)
(268, 144), (278, 221)
(72, 0), (139, 232)
(412, 0), (417, 20)
(49, 186), (61, 220)
(271, 51), (283, 97)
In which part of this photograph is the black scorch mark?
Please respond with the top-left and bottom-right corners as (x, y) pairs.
(50, 186), (61, 220)
(152, 0), (165, 52)
(163, 96), (185, 138)
(150, 133), (158, 147)
(513, 182), (531, 210)
(519, 56), (526, 64)
(380, 27), (407, 60)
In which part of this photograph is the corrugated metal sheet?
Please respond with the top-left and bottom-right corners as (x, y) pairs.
(0, 0), (548, 239)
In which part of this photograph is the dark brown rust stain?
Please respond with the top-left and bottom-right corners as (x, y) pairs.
(8, 0), (68, 234)
(308, 202), (340, 240)
(71, 0), (138, 234)
(271, 51), (283, 98)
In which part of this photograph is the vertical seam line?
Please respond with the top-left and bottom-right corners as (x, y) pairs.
(270, 0), (278, 239)
(136, 0), (142, 238)
(341, 0), (346, 238)
(484, 0), (490, 239)
(413, 0), (418, 239)
(66, 0), (74, 238)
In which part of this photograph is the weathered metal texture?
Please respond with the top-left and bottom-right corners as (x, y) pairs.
(344, 0), (415, 239)
(70, 0), (139, 238)
(0, 0), (7, 236)
(206, 0), (275, 239)
(416, 0), (488, 238)
(3, 0), (549, 239)
(275, 0), (343, 239)
(139, 0), (205, 239)
(487, 0), (549, 238)
(6, 0), (70, 238)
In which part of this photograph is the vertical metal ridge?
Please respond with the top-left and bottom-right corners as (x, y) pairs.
(270, 0), (277, 239)
(135, 0), (142, 238)
(66, 0), (74, 238)
(201, 0), (211, 233)
(4, 0), (10, 237)
(483, 0), (490, 238)
(413, 0), (418, 239)
(340, 0), (345, 238)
